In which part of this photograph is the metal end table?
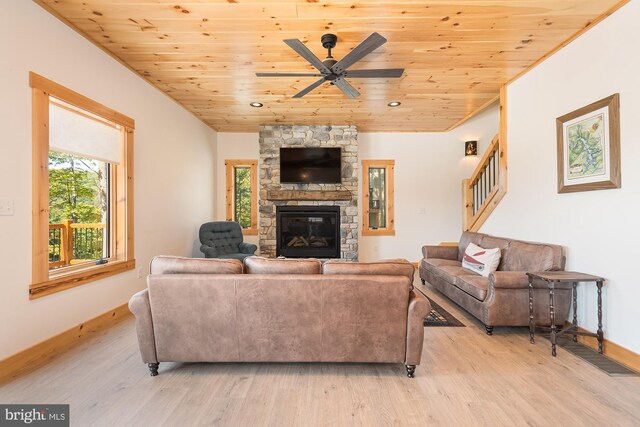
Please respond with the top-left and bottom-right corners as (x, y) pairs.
(526, 271), (604, 357)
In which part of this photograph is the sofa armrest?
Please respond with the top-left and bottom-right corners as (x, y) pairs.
(128, 289), (158, 364)
(239, 242), (257, 255)
(405, 290), (431, 366)
(421, 245), (458, 260)
(489, 271), (530, 289)
(200, 244), (218, 258)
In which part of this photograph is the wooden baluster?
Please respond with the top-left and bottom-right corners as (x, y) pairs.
(493, 150), (500, 189)
(60, 220), (73, 266)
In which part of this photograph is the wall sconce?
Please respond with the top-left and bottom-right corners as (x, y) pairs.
(465, 140), (478, 156)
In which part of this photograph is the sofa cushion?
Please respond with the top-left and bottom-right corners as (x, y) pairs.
(244, 257), (321, 274)
(462, 242), (501, 277)
(479, 236), (510, 270)
(322, 259), (415, 284)
(430, 265), (470, 284)
(458, 231), (486, 261)
(455, 275), (489, 301)
(423, 258), (462, 269)
(150, 256), (243, 275)
(503, 241), (563, 272)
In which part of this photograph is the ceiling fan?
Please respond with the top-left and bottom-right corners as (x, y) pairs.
(256, 32), (404, 99)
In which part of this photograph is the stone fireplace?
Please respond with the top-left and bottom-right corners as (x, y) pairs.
(258, 125), (358, 260)
(276, 206), (340, 258)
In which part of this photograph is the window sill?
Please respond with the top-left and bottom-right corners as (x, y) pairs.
(243, 228), (258, 236)
(29, 259), (135, 300)
(362, 229), (396, 236)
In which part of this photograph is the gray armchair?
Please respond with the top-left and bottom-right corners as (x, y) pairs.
(199, 221), (257, 261)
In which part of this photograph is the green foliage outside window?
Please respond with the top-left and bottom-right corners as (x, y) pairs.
(48, 151), (108, 263)
(234, 167), (252, 228)
(368, 167), (386, 229)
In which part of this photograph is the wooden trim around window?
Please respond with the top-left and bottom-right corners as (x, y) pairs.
(29, 72), (135, 299)
(29, 72), (134, 129)
(362, 160), (395, 236)
(225, 160), (258, 235)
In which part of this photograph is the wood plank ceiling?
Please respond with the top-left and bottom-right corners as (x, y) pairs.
(36, 0), (624, 132)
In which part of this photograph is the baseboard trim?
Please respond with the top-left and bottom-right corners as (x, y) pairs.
(564, 322), (640, 373)
(0, 303), (132, 383)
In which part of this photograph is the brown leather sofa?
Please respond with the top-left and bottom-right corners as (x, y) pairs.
(419, 231), (571, 335)
(129, 256), (430, 378)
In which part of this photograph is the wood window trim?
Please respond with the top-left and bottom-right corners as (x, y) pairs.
(29, 72), (135, 300)
(362, 160), (395, 236)
(225, 159), (258, 235)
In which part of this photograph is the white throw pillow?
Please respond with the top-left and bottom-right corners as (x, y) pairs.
(462, 242), (501, 277)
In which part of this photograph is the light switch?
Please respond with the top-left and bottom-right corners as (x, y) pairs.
(0, 199), (14, 216)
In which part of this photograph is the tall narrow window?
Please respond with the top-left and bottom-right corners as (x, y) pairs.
(362, 160), (395, 236)
(31, 72), (135, 299)
(225, 160), (257, 235)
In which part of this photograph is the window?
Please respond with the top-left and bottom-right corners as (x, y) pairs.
(30, 72), (135, 299)
(225, 160), (257, 235)
(362, 160), (395, 236)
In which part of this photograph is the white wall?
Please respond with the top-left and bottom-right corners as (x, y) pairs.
(215, 105), (499, 261)
(0, 2), (217, 359)
(481, 0), (640, 353)
(358, 105), (499, 261)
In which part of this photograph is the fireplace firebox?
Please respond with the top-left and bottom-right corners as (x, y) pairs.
(276, 206), (340, 258)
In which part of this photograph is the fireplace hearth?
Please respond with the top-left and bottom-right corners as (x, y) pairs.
(276, 206), (340, 258)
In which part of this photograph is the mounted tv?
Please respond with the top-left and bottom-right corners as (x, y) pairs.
(280, 147), (342, 184)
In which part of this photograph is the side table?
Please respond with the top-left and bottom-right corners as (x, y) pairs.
(526, 271), (605, 357)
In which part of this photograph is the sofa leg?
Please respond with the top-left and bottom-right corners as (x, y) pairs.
(485, 325), (494, 336)
(148, 363), (159, 376)
(405, 365), (416, 378)
(420, 279), (425, 285)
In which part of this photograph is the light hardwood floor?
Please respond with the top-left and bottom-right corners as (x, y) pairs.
(1, 280), (639, 426)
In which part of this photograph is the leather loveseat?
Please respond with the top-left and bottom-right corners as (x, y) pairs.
(419, 231), (571, 335)
(129, 256), (430, 378)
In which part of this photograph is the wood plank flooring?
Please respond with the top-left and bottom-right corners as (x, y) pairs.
(1, 280), (639, 426)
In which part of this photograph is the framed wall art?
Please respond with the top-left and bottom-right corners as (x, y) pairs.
(556, 93), (620, 193)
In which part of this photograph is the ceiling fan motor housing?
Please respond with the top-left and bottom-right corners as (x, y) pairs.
(321, 34), (338, 50)
(322, 59), (338, 71)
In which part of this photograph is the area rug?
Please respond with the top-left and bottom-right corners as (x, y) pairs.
(423, 297), (465, 327)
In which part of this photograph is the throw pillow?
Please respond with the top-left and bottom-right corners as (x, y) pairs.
(462, 242), (501, 277)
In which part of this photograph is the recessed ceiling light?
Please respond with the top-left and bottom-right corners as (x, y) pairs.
(387, 101), (401, 107)
(250, 102), (263, 108)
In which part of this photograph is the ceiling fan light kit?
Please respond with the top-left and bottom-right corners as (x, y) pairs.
(256, 32), (404, 99)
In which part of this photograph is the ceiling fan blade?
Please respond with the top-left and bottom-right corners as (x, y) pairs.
(333, 78), (360, 99)
(283, 39), (331, 74)
(256, 72), (323, 77)
(292, 78), (326, 98)
(345, 68), (404, 78)
(331, 32), (387, 74)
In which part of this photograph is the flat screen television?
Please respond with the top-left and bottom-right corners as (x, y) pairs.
(280, 147), (342, 184)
